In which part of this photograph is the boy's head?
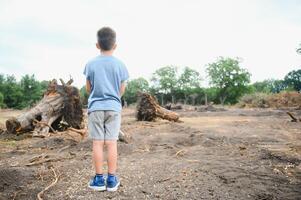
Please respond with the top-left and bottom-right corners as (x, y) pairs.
(96, 27), (116, 51)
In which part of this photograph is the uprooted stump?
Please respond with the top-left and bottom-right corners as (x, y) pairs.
(136, 93), (180, 122)
(5, 79), (83, 137)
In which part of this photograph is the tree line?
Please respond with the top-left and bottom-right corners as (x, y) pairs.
(0, 74), (48, 109)
(1, 57), (300, 109)
(82, 57), (300, 106)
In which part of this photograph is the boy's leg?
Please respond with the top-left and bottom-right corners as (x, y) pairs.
(93, 140), (104, 174)
(105, 140), (117, 174)
(104, 111), (121, 191)
(88, 111), (106, 191)
(104, 111), (121, 173)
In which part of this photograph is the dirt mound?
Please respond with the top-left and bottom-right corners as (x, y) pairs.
(239, 91), (301, 108)
(268, 91), (301, 108)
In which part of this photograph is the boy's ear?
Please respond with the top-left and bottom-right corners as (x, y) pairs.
(113, 43), (117, 50)
(96, 43), (101, 50)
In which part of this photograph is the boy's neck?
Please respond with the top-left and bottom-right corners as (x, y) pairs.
(100, 49), (114, 56)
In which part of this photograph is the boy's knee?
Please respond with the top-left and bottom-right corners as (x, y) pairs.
(104, 140), (117, 146)
(93, 140), (104, 146)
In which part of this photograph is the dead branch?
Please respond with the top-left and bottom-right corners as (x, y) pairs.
(68, 127), (86, 137)
(286, 112), (300, 122)
(57, 145), (71, 153)
(119, 130), (131, 143)
(33, 119), (57, 134)
(66, 78), (73, 86)
(175, 149), (186, 157)
(59, 78), (66, 86)
(26, 154), (73, 166)
(37, 167), (60, 200)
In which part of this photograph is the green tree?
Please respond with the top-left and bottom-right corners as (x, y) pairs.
(178, 67), (202, 104)
(253, 79), (291, 93)
(0, 74), (5, 93)
(0, 74), (48, 109)
(124, 77), (149, 105)
(284, 69), (301, 92)
(20, 74), (44, 108)
(1, 75), (23, 109)
(252, 80), (274, 93)
(80, 86), (89, 106)
(206, 57), (251, 104)
(0, 92), (4, 108)
(151, 66), (178, 104)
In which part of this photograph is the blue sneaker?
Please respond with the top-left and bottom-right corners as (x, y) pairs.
(88, 175), (106, 191)
(106, 174), (120, 192)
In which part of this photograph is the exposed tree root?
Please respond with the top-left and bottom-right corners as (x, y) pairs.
(37, 167), (60, 200)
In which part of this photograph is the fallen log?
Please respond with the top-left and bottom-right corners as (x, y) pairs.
(136, 93), (180, 122)
(164, 103), (183, 110)
(5, 79), (83, 137)
(197, 103), (226, 112)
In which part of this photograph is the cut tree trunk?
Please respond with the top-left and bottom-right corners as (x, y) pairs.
(136, 92), (180, 122)
(5, 79), (83, 137)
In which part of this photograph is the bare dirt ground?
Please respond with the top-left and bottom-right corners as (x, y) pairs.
(0, 108), (301, 200)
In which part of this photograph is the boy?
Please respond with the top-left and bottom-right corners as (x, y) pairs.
(84, 27), (129, 192)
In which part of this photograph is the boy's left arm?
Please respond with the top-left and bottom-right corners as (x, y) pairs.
(120, 82), (126, 97)
(86, 79), (91, 94)
(120, 63), (129, 97)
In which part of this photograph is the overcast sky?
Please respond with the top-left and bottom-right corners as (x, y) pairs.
(0, 0), (300, 87)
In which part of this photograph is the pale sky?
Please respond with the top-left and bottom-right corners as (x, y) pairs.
(0, 0), (300, 87)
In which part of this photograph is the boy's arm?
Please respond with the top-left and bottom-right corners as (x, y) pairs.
(86, 79), (91, 94)
(120, 82), (126, 97)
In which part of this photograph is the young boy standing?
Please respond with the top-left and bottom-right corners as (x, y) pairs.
(84, 27), (129, 192)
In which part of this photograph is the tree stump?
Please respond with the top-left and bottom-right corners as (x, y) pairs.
(5, 79), (83, 137)
(136, 93), (180, 122)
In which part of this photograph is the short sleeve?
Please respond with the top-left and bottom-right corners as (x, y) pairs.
(120, 64), (129, 82)
(83, 64), (90, 80)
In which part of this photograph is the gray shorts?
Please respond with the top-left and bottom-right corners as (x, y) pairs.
(88, 111), (121, 140)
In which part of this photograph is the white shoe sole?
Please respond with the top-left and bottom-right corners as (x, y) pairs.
(88, 184), (106, 191)
(106, 182), (120, 192)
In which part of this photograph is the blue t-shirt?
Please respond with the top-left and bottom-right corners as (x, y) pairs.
(83, 55), (129, 113)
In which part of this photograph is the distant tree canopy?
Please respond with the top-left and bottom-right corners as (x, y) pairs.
(252, 79), (289, 93)
(123, 77), (149, 105)
(151, 66), (179, 104)
(178, 67), (202, 104)
(284, 69), (301, 92)
(150, 66), (203, 105)
(0, 74), (48, 109)
(206, 57), (251, 104)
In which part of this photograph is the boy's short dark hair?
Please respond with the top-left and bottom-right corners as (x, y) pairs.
(97, 27), (116, 51)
